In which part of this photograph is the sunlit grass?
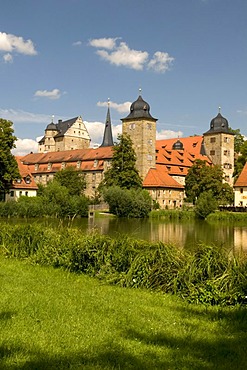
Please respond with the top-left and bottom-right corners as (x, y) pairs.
(1, 256), (247, 369)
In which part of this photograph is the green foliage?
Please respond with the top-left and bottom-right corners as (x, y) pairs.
(101, 134), (142, 189)
(194, 191), (218, 219)
(234, 140), (247, 179)
(54, 166), (86, 195)
(149, 209), (195, 220)
(229, 127), (245, 153)
(0, 183), (89, 219)
(1, 224), (247, 305)
(185, 159), (234, 205)
(0, 118), (20, 195)
(102, 186), (152, 218)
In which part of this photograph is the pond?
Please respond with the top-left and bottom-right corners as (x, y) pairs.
(2, 216), (247, 252)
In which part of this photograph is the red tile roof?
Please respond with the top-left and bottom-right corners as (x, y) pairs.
(12, 157), (38, 190)
(234, 163), (247, 187)
(22, 146), (113, 164)
(143, 165), (184, 189)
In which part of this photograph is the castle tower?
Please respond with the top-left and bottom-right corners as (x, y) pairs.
(100, 100), (114, 147)
(203, 108), (234, 185)
(121, 93), (157, 179)
(43, 121), (58, 152)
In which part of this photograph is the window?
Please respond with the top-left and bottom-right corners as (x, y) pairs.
(224, 163), (232, 169)
(25, 176), (31, 184)
(224, 137), (230, 143)
(19, 191), (22, 196)
(47, 163), (52, 170)
(35, 164), (39, 171)
(25, 191), (28, 196)
(210, 150), (215, 155)
(210, 137), (216, 143)
(148, 139), (152, 145)
(77, 161), (81, 169)
(224, 150), (230, 156)
(94, 159), (98, 168)
(129, 123), (135, 130)
(147, 155), (153, 161)
(240, 188), (243, 194)
(61, 162), (66, 169)
(147, 123), (152, 129)
(10, 191), (14, 197)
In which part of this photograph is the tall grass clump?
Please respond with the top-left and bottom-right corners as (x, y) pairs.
(0, 223), (247, 306)
(207, 211), (247, 222)
(149, 209), (195, 221)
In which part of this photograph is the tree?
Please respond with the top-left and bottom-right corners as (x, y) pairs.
(101, 134), (142, 190)
(54, 166), (86, 196)
(185, 159), (234, 205)
(0, 119), (20, 199)
(229, 127), (245, 154)
(194, 191), (218, 219)
(103, 186), (152, 218)
(234, 140), (247, 180)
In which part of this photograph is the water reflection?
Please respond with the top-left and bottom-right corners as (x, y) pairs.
(1, 216), (247, 251)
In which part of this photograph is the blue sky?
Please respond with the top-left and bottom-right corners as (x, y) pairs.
(0, 0), (246, 155)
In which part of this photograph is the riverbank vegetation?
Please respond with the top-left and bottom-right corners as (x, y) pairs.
(1, 256), (247, 369)
(1, 223), (246, 306)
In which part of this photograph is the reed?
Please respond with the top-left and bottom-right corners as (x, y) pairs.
(0, 223), (247, 305)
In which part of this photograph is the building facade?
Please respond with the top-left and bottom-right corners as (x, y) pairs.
(16, 94), (235, 209)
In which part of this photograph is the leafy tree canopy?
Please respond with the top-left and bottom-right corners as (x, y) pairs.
(101, 134), (142, 190)
(185, 159), (234, 205)
(0, 118), (20, 196)
(54, 166), (86, 196)
(233, 139), (247, 180)
(229, 127), (245, 153)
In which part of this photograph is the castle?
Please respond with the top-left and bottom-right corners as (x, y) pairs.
(8, 94), (235, 208)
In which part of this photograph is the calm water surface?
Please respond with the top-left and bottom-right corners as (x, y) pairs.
(3, 216), (247, 252)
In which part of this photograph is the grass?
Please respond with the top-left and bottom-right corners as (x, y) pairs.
(1, 256), (247, 369)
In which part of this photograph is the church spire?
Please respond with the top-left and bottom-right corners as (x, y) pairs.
(100, 99), (114, 147)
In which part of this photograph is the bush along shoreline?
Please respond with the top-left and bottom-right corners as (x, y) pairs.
(1, 223), (247, 306)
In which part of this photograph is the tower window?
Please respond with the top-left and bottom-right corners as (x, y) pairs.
(210, 137), (216, 143)
(210, 150), (215, 155)
(224, 137), (230, 143)
(224, 150), (230, 156)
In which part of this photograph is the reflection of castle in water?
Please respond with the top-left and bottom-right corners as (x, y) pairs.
(86, 218), (247, 252)
(234, 228), (247, 252)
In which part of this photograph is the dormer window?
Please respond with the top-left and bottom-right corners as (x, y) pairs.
(61, 162), (66, 169)
(16, 178), (22, 184)
(94, 159), (98, 168)
(35, 163), (39, 171)
(25, 176), (31, 184)
(77, 161), (81, 169)
(47, 163), (52, 170)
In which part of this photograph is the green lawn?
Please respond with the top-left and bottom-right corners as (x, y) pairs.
(1, 256), (247, 370)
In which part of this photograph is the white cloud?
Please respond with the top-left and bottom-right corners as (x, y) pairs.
(89, 37), (118, 50)
(89, 37), (174, 73)
(72, 41), (82, 46)
(148, 51), (174, 73)
(0, 32), (37, 59)
(97, 100), (131, 114)
(0, 108), (52, 124)
(156, 129), (183, 140)
(237, 110), (247, 115)
(84, 120), (121, 146)
(97, 42), (148, 70)
(12, 138), (39, 156)
(3, 53), (13, 63)
(34, 89), (61, 100)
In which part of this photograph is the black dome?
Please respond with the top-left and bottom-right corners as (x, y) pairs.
(172, 139), (184, 150)
(204, 110), (232, 135)
(46, 122), (58, 131)
(123, 95), (156, 120)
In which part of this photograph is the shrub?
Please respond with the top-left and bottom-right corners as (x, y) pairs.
(195, 191), (218, 219)
(103, 186), (152, 218)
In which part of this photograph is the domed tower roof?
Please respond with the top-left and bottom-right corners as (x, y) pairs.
(122, 93), (157, 121)
(45, 122), (58, 131)
(172, 139), (184, 150)
(204, 108), (232, 135)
